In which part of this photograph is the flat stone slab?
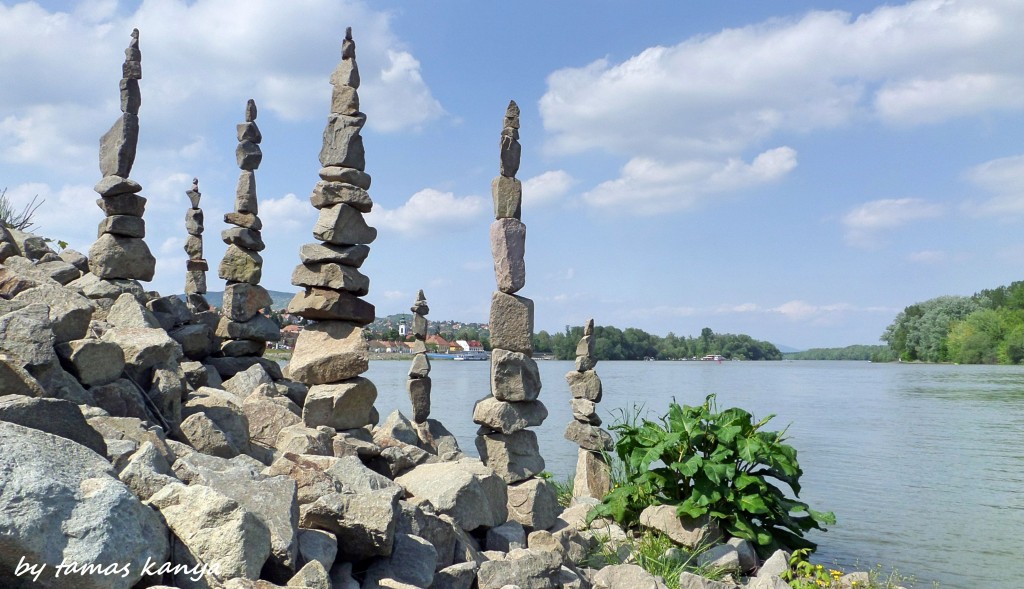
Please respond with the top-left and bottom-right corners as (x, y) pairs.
(287, 320), (368, 385)
(312, 203), (376, 246)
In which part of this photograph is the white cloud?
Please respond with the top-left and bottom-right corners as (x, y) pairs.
(540, 0), (1024, 158)
(582, 147), (797, 215)
(367, 188), (486, 236)
(360, 50), (445, 132)
(261, 193), (317, 234)
(522, 170), (575, 207)
(1, 183), (103, 251)
(965, 154), (1024, 216)
(842, 198), (945, 247)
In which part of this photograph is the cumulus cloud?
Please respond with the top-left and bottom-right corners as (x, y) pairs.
(965, 154), (1024, 216)
(367, 188), (486, 236)
(1, 183), (103, 251)
(540, 0), (1024, 158)
(261, 193), (317, 234)
(522, 170), (576, 206)
(842, 198), (945, 247)
(583, 147), (797, 215)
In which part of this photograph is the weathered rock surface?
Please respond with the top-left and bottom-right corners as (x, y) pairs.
(573, 449), (612, 501)
(473, 396), (548, 434)
(0, 394), (107, 456)
(594, 564), (669, 589)
(507, 477), (560, 531)
(564, 420), (614, 452)
(312, 203), (376, 246)
(222, 283), (273, 322)
(566, 369), (603, 402)
(476, 548), (562, 589)
(638, 505), (722, 550)
(299, 488), (399, 561)
(0, 421), (169, 589)
(287, 287), (375, 324)
(490, 349), (541, 402)
(476, 430), (545, 484)
(218, 244), (263, 284)
(490, 218), (526, 294)
(286, 321), (368, 385)
(88, 233), (155, 281)
(395, 459), (508, 531)
(489, 292), (534, 355)
(13, 283), (93, 343)
(291, 261), (370, 294)
(363, 533), (437, 589)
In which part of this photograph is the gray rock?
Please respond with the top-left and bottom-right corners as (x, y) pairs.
(677, 571), (737, 589)
(301, 377), (377, 430)
(171, 452), (300, 576)
(492, 176), (522, 220)
(477, 548), (562, 589)
(298, 242), (370, 267)
(507, 477), (561, 531)
(120, 77), (141, 114)
(747, 575), (792, 589)
(148, 482), (271, 587)
(185, 233), (203, 257)
(95, 174), (142, 196)
(330, 83), (360, 115)
(0, 394), (107, 456)
(185, 207), (204, 234)
(237, 140), (263, 170)
(375, 409), (421, 447)
(224, 363), (273, 397)
(726, 537), (758, 573)
(415, 418), (463, 458)
(207, 356), (283, 380)
(291, 261), (370, 294)
(225, 211), (263, 230)
(397, 500), (457, 571)
(490, 218), (526, 294)
(287, 287), (375, 324)
(219, 244), (263, 284)
(0, 303), (55, 368)
(564, 421), (613, 452)
(487, 520), (527, 552)
(594, 564), (669, 589)
(266, 453), (345, 507)
(222, 226), (266, 252)
(98, 214), (145, 238)
(275, 424), (335, 456)
(33, 259), (81, 284)
(237, 121), (262, 143)
(491, 349), (541, 402)
(431, 561), (479, 589)
(13, 283), (93, 344)
(96, 192), (147, 216)
(147, 294), (192, 326)
(0, 421), (168, 589)
(696, 543), (741, 574)
(570, 398), (601, 425)
(756, 549), (790, 579)
(88, 234), (155, 281)
(473, 396), (548, 434)
(59, 248), (90, 271)
(310, 181), (373, 212)
(148, 362), (185, 428)
(0, 352), (47, 396)
(169, 323), (215, 359)
(223, 283), (273, 322)
(297, 528), (337, 572)
(489, 292), (534, 355)
(318, 166), (371, 189)
(245, 397), (302, 448)
(287, 560), (330, 588)
(118, 440), (177, 500)
(287, 321), (368, 384)
(99, 113), (139, 177)
(87, 415), (176, 464)
(312, 203), (376, 246)
(107, 292), (161, 329)
(101, 326), (183, 383)
(638, 505), (721, 550)
(364, 533), (437, 588)
(299, 488), (399, 561)
(180, 412), (238, 458)
(395, 459), (508, 531)
(499, 132), (521, 179)
(215, 313), (281, 342)
(476, 430), (545, 484)
(573, 449), (612, 501)
(408, 376), (431, 423)
(319, 113), (367, 170)
(409, 352), (431, 378)
(182, 386), (251, 456)
(90, 377), (149, 420)
(566, 370), (602, 402)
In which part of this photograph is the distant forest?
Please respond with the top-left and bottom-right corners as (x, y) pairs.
(535, 325), (782, 361)
(784, 345), (897, 362)
(881, 280), (1024, 364)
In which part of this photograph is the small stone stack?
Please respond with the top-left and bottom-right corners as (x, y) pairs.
(88, 28), (156, 283)
(407, 290), (431, 423)
(214, 100), (279, 359)
(183, 178), (209, 312)
(285, 28), (379, 437)
(565, 319), (613, 500)
(474, 101), (559, 530)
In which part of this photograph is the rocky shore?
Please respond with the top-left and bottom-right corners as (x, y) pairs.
(0, 26), (882, 589)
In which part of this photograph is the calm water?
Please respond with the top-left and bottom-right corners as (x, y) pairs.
(364, 359), (1024, 588)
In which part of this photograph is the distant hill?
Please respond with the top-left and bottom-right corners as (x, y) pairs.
(179, 290), (295, 311)
(776, 344), (802, 354)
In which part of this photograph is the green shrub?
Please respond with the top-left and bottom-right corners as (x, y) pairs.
(589, 394), (835, 556)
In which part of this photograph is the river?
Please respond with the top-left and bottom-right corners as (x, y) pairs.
(363, 359), (1024, 588)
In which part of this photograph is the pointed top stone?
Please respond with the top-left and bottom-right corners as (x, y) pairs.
(122, 29), (142, 79)
(504, 100), (520, 129)
(342, 27), (356, 60)
(584, 318), (594, 336)
(245, 99), (257, 122)
(131, 28), (139, 43)
(187, 177), (201, 208)
(411, 289), (429, 316)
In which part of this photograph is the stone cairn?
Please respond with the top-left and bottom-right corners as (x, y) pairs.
(88, 28), (156, 286)
(407, 290), (431, 422)
(215, 99), (280, 359)
(285, 28), (380, 439)
(473, 100), (559, 530)
(565, 319), (614, 500)
(183, 178), (209, 312)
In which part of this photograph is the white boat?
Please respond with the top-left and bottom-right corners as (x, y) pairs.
(453, 350), (489, 361)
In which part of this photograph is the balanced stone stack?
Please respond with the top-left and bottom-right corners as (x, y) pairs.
(407, 290), (431, 423)
(565, 319), (613, 500)
(285, 28), (379, 437)
(474, 101), (559, 530)
(215, 100), (279, 358)
(183, 178), (209, 312)
(88, 28), (156, 283)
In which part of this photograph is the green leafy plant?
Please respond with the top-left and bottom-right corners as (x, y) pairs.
(589, 394), (835, 556)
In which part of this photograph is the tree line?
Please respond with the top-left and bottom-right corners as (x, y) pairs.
(534, 325), (782, 361)
(881, 280), (1024, 364)
(784, 345), (897, 362)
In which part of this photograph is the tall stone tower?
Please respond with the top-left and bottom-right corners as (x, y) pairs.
(88, 28), (156, 284)
(286, 28), (379, 435)
(474, 101), (559, 530)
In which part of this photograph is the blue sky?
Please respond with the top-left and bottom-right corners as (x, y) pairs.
(2, 0), (1023, 349)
